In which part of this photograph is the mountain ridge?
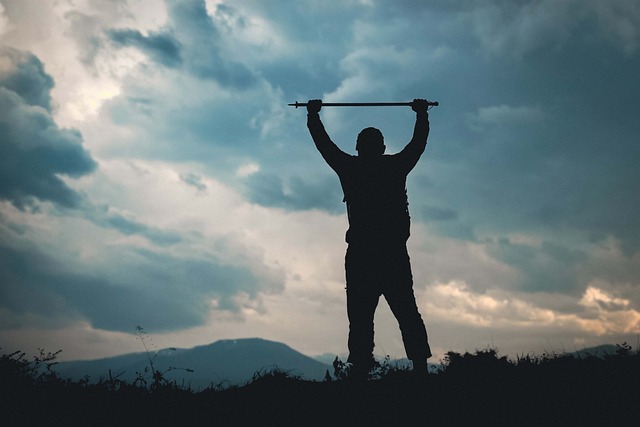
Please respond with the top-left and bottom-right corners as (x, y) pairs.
(54, 337), (331, 390)
(53, 339), (625, 390)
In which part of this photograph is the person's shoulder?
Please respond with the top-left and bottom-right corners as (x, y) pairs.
(334, 153), (357, 172)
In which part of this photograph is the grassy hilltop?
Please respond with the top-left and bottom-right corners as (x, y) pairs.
(2, 344), (639, 426)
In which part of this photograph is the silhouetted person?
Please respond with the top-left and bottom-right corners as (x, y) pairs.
(306, 99), (432, 378)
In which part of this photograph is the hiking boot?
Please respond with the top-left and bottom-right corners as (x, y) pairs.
(348, 361), (373, 381)
(412, 361), (429, 378)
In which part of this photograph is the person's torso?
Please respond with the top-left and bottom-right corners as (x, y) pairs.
(339, 156), (411, 244)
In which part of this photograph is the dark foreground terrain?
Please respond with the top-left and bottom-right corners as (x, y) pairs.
(2, 344), (639, 426)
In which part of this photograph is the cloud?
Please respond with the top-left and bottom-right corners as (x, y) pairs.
(0, 46), (96, 209)
(424, 281), (640, 335)
(244, 172), (344, 213)
(467, 104), (544, 132)
(0, 3), (9, 37)
(85, 203), (183, 246)
(106, 0), (255, 88)
(458, 0), (640, 59)
(108, 28), (182, 68)
(461, 1), (576, 58)
(179, 172), (207, 192)
(594, 0), (640, 56)
(0, 213), (285, 332)
(63, 10), (107, 68)
(0, 46), (177, 246)
(488, 237), (587, 293)
(420, 205), (459, 222)
(580, 286), (630, 311)
(0, 45), (53, 109)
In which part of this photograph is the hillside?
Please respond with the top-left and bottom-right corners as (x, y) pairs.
(53, 339), (626, 390)
(55, 338), (331, 389)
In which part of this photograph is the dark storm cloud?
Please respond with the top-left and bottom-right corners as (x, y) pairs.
(208, 1), (359, 95)
(0, 47), (179, 245)
(108, 28), (182, 68)
(87, 204), (183, 246)
(92, 0), (364, 205)
(438, 39), (640, 254)
(0, 42), (284, 334)
(0, 46), (96, 209)
(355, 0), (640, 257)
(0, 46), (53, 110)
(489, 237), (588, 293)
(166, 0), (254, 87)
(420, 205), (459, 222)
(0, 236), (281, 332)
(106, 0), (255, 88)
(245, 171), (344, 213)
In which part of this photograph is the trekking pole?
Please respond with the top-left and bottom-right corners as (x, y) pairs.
(288, 101), (439, 108)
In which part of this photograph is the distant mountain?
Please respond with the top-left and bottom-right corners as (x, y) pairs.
(55, 338), (331, 390)
(571, 344), (620, 358)
(312, 352), (343, 365)
(54, 341), (626, 390)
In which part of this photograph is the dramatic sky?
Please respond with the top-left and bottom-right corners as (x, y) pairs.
(1, 0), (639, 362)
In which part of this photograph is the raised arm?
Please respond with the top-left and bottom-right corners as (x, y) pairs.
(306, 99), (350, 172)
(397, 98), (431, 172)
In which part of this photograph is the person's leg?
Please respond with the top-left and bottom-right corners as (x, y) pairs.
(383, 249), (431, 371)
(345, 246), (380, 378)
(386, 287), (431, 370)
(346, 285), (379, 378)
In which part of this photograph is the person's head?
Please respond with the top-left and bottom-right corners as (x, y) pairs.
(356, 127), (385, 157)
